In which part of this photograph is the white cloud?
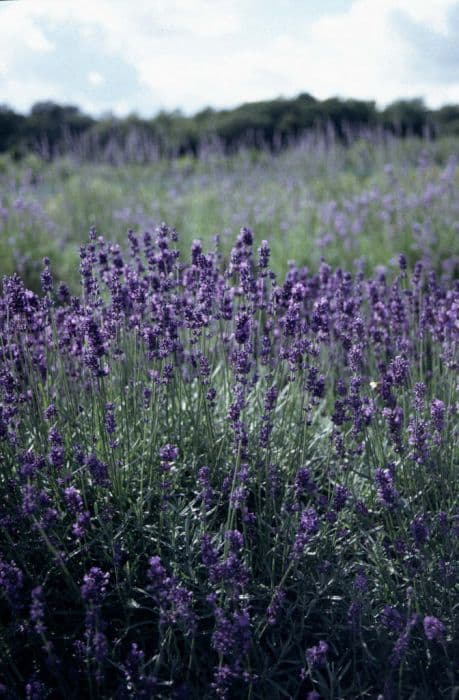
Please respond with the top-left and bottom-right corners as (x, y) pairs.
(305, 0), (457, 105)
(0, 3), (55, 87)
(88, 71), (104, 87)
(0, 0), (458, 114)
(25, 24), (54, 52)
(1, 77), (60, 113)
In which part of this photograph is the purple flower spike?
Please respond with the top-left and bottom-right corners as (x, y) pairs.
(159, 444), (179, 462)
(81, 567), (109, 605)
(306, 640), (329, 669)
(423, 616), (445, 641)
(430, 399), (445, 433)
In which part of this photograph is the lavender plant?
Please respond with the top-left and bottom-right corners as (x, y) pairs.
(0, 222), (457, 699)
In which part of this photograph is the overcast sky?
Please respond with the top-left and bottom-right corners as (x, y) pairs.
(1, 0), (459, 117)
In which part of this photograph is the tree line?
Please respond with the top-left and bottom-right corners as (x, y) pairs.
(1, 93), (459, 161)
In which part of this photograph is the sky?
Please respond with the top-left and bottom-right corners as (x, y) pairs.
(1, 0), (459, 117)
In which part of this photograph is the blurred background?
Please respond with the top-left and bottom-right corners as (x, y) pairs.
(1, 0), (459, 288)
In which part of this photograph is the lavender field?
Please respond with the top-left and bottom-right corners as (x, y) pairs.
(1, 136), (459, 288)
(0, 139), (458, 699)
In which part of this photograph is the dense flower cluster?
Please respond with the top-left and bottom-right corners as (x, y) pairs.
(0, 222), (457, 698)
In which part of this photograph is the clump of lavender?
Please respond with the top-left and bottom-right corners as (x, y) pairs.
(30, 586), (46, 635)
(293, 507), (319, 559)
(380, 605), (404, 635)
(0, 558), (24, 610)
(305, 640), (329, 670)
(81, 567), (109, 608)
(0, 219), (457, 699)
(85, 454), (109, 487)
(390, 615), (419, 668)
(147, 556), (195, 630)
(78, 566), (110, 666)
(423, 616), (445, 641)
(410, 514), (430, 547)
(375, 467), (399, 509)
(266, 587), (285, 627)
(430, 398), (445, 445)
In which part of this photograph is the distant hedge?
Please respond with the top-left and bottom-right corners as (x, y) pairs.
(2, 94), (459, 161)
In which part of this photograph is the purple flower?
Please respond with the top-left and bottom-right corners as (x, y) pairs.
(30, 586), (46, 634)
(389, 614), (419, 667)
(48, 427), (64, 469)
(211, 606), (251, 660)
(212, 608), (233, 656)
(72, 511), (90, 539)
(375, 468), (399, 509)
(430, 399), (445, 433)
(410, 514), (429, 547)
(333, 484), (349, 512)
(104, 402), (116, 435)
(85, 454), (109, 487)
(211, 664), (234, 699)
(407, 418), (429, 465)
(380, 605), (404, 634)
(382, 404), (404, 451)
(147, 555), (167, 589)
(398, 254), (407, 272)
(210, 551), (249, 594)
(200, 534), (218, 568)
(19, 452), (45, 480)
(40, 258), (53, 294)
(413, 382), (426, 412)
(225, 530), (244, 551)
(197, 466), (214, 509)
(81, 567), (109, 605)
(390, 631), (410, 667)
(354, 571), (368, 592)
(266, 588), (285, 626)
(332, 398), (347, 426)
(21, 484), (37, 516)
(295, 467), (315, 497)
(348, 344), (363, 372)
(235, 312), (251, 345)
(355, 499), (369, 517)
(25, 679), (47, 700)
(57, 282), (70, 302)
(0, 558), (24, 609)
(82, 316), (108, 376)
(258, 240), (270, 269)
(423, 616), (445, 641)
(44, 404), (57, 420)
(306, 640), (329, 669)
(92, 630), (109, 662)
(147, 556), (195, 629)
(293, 507), (319, 559)
(159, 444), (179, 462)
(64, 486), (83, 513)
(122, 643), (157, 696)
(3, 273), (27, 314)
(390, 355), (409, 386)
(239, 226), (253, 246)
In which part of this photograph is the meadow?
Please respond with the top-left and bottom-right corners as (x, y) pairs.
(1, 134), (459, 288)
(0, 136), (458, 699)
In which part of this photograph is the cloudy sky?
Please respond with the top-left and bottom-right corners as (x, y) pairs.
(1, 0), (459, 117)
